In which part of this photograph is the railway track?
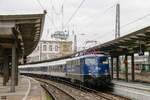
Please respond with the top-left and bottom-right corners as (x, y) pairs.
(37, 78), (130, 100)
(40, 80), (76, 100)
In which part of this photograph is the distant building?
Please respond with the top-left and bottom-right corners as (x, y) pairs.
(27, 40), (73, 62)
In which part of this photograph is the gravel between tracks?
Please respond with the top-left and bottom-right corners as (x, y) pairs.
(37, 78), (130, 100)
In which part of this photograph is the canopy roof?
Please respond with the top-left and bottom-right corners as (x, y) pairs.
(0, 13), (46, 57)
(86, 26), (150, 56)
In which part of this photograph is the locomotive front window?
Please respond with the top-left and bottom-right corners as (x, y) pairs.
(85, 58), (97, 65)
(99, 57), (108, 64)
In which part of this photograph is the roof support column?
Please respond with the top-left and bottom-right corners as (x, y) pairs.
(116, 56), (119, 80)
(148, 51), (150, 63)
(111, 57), (114, 79)
(125, 54), (128, 82)
(15, 51), (18, 86)
(3, 54), (9, 86)
(11, 41), (17, 92)
(23, 56), (27, 64)
(131, 54), (135, 81)
(0, 63), (3, 74)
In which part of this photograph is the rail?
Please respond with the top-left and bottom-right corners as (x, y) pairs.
(37, 78), (130, 100)
(56, 78), (130, 100)
(39, 79), (76, 100)
(41, 84), (56, 100)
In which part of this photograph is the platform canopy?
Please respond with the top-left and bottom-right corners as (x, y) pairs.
(75, 26), (150, 56)
(0, 13), (46, 59)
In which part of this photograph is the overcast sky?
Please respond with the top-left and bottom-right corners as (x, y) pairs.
(1, 0), (150, 50)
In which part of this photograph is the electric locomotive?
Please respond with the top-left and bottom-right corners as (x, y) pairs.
(65, 54), (111, 90)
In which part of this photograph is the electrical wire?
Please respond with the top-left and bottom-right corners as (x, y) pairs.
(63, 0), (86, 29)
(36, 0), (58, 30)
(121, 12), (150, 29)
(93, 11), (150, 42)
(89, 7), (150, 42)
(70, 3), (116, 44)
(36, 0), (45, 10)
(36, 0), (60, 40)
(87, 4), (115, 28)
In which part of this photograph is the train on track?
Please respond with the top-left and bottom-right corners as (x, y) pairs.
(19, 54), (111, 90)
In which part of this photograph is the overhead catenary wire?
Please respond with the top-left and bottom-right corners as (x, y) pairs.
(92, 11), (150, 44)
(81, 4), (115, 42)
(35, 0), (60, 40)
(52, 0), (63, 15)
(63, 0), (86, 30)
(74, 3), (116, 50)
(90, 6), (150, 43)
(36, 0), (59, 30)
(121, 12), (150, 29)
(36, 0), (150, 49)
(36, 0), (45, 11)
(87, 4), (115, 26)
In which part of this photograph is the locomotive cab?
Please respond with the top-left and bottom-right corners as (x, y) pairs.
(83, 55), (111, 90)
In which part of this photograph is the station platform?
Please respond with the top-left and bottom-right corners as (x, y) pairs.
(0, 75), (46, 100)
(112, 80), (150, 100)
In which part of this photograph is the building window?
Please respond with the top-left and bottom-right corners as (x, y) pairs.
(43, 45), (47, 51)
(55, 45), (58, 51)
(49, 45), (52, 51)
(63, 45), (69, 51)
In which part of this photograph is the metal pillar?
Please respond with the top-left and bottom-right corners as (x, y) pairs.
(115, 3), (120, 38)
(111, 57), (113, 79)
(116, 56), (119, 80)
(125, 54), (128, 82)
(148, 51), (150, 63)
(131, 54), (135, 81)
(15, 51), (18, 86)
(74, 34), (77, 52)
(11, 42), (16, 92)
(23, 56), (27, 64)
(3, 55), (9, 86)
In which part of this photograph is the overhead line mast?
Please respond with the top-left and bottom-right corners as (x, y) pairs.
(115, 3), (120, 38)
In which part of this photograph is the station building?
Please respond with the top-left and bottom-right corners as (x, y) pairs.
(27, 40), (73, 62)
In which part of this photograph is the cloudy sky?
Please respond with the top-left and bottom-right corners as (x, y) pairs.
(1, 0), (150, 50)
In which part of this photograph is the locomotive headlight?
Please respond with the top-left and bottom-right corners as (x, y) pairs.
(89, 72), (92, 75)
(105, 70), (109, 75)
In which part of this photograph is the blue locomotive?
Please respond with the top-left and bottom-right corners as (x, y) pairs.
(19, 54), (111, 90)
(65, 54), (111, 89)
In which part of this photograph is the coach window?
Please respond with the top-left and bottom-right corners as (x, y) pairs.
(60, 65), (63, 72)
(51, 66), (53, 71)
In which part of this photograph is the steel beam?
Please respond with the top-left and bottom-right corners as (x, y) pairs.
(10, 41), (16, 92)
(148, 51), (150, 63)
(15, 51), (18, 86)
(125, 54), (128, 82)
(131, 54), (135, 81)
(3, 55), (9, 86)
(111, 57), (113, 79)
(116, 56), (119, 80)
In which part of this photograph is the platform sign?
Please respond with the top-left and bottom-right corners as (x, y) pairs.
(51, 31), (69, 40)
(138, 50), (144, 56)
